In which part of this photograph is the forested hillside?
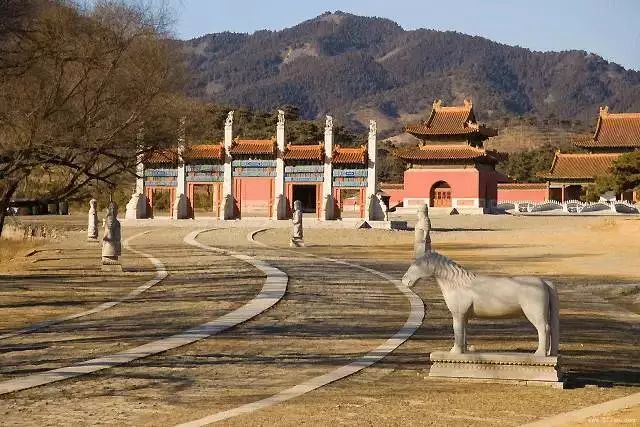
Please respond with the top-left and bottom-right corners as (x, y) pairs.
(181, 11), (640, 134)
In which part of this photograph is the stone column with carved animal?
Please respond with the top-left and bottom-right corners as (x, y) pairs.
(322, 115), (335, 220)
(125, 128), (148, 219)
(173, 117), (190, 219)
(221, 111), (235, 220)
(273, 109), (287, 220)
(366, 120), (386, 221)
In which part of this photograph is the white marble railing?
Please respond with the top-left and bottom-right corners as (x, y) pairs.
(495, 199), (639, 214)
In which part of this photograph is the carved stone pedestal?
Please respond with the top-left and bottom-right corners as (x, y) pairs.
(101, 256), (122, 272)
(429, 352), (563, 387)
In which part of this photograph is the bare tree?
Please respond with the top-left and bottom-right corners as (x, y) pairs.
(0, 0), (184, 235)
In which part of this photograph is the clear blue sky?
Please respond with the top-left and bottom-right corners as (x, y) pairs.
(173, 0), (640, 70)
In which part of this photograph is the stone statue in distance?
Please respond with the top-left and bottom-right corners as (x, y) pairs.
(102, 201), (122, 270)
(414, 204), (431, 258)
(87, 199), (99, 243)
(290, 200), (304, 247)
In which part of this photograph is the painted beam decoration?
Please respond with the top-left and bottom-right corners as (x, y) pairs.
(333, 167), (368, 187)
(232, 159), (277, 177)
(285, 165), (324, 182)
(144, 168), (178, 187)
(186, 164), (224, 182)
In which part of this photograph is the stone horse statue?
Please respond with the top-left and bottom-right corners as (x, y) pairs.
(402, 251), (559, 356)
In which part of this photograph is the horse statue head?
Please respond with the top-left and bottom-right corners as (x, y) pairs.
(402, 252), (438, 287)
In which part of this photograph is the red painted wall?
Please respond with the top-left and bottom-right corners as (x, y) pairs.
(478, 170), (502, 207)
(403, 168), (480, 200)
(382, 188), (404, 208)
(233, 177), (274, 217)
(497, 187), (548, 202)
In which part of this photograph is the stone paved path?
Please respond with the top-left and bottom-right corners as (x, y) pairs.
(0, 229), (287, 395)
(175, 228), (425, 426)
(0, 230), (167, 341)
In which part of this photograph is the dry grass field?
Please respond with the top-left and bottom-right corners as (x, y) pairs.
(0, 215), (638, 426)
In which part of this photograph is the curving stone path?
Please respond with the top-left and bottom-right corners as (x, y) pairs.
(0, 229), (288, 396)
(0, 230), (167, 341)
(176, 228), (425, 427)
(520, 290), (640, 427)
(521, 392), (640, 427)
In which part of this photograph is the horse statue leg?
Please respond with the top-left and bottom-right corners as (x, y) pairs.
(450, 311), (467, 354)
(521, 298), (550, 356)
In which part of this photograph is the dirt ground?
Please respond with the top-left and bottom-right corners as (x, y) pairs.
(0, 215), (638, 426)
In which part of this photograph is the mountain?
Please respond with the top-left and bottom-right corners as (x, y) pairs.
(180, 11), (640, 135)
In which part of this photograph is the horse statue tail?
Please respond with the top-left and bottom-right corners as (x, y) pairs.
(545, 280), (560, 355)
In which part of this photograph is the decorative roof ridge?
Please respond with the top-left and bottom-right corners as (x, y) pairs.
(417, 143), (485, 151)
(601, 112), (640, 119)
(432, 98), (473, 111)
(233, 137), (275, 144)
(556, 152), (620, 157)
(334, 144), (366, 151)
(285, 142), (323, 148)
(189, 142), (224, 147)
(599, 105), (640, 119)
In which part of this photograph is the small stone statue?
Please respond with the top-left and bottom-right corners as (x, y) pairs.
(102, 201), (122, 268)
(290, 200), (304, 247)
(87, 199), (99, 242)
(414, 204), (431, 258)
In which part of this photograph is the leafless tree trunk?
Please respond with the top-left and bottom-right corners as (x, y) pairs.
(0, 0), (186, 237)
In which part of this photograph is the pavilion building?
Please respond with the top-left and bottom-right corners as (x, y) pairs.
(132, 112), (384, 221)
(395, 99), (502, 214)
(542, 106), (640, 202)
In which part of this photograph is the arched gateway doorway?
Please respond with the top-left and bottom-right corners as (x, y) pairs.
(430, 181), (452, 207)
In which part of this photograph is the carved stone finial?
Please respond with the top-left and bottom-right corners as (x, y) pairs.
(136, 126), (145, 145)
(369, 120), (377, 136)
(277, 109), (285, 126)
(325, 115), (333, 131)
(225, 110), (234, 127)
(177, 116), (186, 149)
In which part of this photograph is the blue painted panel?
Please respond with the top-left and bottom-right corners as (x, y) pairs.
(232, 160), (276, 167)
(285, 165), (324, 173)
(233, 169), (276, 177)
(334, 180), (367, 188)
(285, 176), (323, 182)
(145, 168), (178, 177)
(186, 164), (224, 172)
(333, 169), (367, 177)
(186, 174), (223, 182)
(145, 180), (177, 187)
